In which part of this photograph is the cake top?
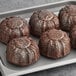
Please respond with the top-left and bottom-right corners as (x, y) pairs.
(61, 5), (76, 15)
(13, 37), (31, 49)
(37, 10), (54, 21)
(43, 29), (64, 40)
(1, 16), (27, 29)
(9, 37), (32, 49)
(33, 10), (56, 21)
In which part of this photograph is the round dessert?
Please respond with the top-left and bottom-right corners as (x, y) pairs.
(39, 29), (71, 59)
(29, 10), (59, 37)
(59, 5), (76, 32)
(0, 16), (29, 44)
(70, 25), (76, 49)
(6, 36), (40, 67)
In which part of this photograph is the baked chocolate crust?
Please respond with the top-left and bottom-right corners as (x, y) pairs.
(59, 5), (76, 32)
(0, 16), (29, 44)
(39, 29), (71, 59)
(6, 36), (40, 66)
(29, 10), (59, 37)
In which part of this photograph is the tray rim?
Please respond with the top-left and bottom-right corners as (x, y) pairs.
(0, 0), (76, 76)
(0, 0), (75, 17)
(1, 58), (76, 76)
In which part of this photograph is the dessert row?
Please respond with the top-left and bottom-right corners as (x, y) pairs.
(0, 5), (76, 67)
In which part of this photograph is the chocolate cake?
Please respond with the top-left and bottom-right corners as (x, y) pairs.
(0, 16), (29, 44)
(70, 25), (76, 49)
(39, 29), (71, 59)
(6, 36), (40, 66)
(29, 10), (59, 37)
(59, 5), (76, 32)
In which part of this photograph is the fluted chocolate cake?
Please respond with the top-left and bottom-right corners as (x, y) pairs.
(29, 10), (59, 37)
(6, 36), (40, 66)
(39, 29), (71, 59)
(0, 16), (29, 44)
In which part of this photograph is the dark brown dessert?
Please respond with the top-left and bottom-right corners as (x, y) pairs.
(70, 25), (76, 49)
(59, 5), (76, 32)
(0, 16), (29, 44)
(6, 36), (40, 67)
(29, 10), (59, 37)
(39, 29), (71, 59)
